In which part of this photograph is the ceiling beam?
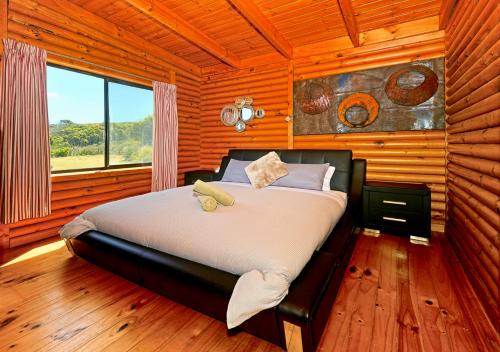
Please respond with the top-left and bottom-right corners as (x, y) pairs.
(337, 0), (359, 47)
(124, 0), (241, 68)
(227, 0), (292, 59)
(439, 0), (458, 29)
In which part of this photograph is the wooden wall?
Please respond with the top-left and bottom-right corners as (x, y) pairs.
(201, 63), (290, 167)
(7, 0), (200, 82)
(177, 74), (201, 185)
(1, 0), (201, 248)
(200, 29), (446, 231)
(444, 0), (499, 330)
(6, 168), (152, 248)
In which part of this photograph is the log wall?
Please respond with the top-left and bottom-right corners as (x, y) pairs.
(444, 0), (499, 330)
(2, 0), (202, 248)
(200, 62), (290, 167)
(200, 32), (446, 231)
(6, 168), (152, 248)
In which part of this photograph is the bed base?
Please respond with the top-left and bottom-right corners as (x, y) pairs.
(63, 238), (75, 255)
(69, 208), (359, 352)
(67, 151), (366, 351)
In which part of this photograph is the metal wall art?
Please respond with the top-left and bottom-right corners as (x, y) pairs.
(293, 58), (444, 135)
(385, 65), (439, 106)
(220, 96), (265, 132)
(337, 93), (379, 128)
(298, 82), (334, 115)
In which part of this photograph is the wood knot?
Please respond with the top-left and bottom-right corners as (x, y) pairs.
(0, 316), (18, 329)
(411, 326), (419, 333)
(349, 265), (357, 273)
(425, 299), (433, 305)
(117, 323), (129, 333)
(363, 268), (372, 276)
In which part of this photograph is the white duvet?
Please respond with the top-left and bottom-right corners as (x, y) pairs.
(60, 182), (347, 328)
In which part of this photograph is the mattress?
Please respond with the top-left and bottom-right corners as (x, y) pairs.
(60, 182), (347, 328)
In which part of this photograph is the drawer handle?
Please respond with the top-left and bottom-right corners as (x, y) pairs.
(383, 216), (407, 223)
(383, 200), (407, 206)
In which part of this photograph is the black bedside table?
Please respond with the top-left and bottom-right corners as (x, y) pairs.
(362, 181), (431, 243)
(184, 170), (216, 185)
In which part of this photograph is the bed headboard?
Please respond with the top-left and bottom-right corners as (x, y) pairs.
(215, 149), (362, 195)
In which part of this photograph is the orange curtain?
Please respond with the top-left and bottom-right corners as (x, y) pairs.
(152, 81), (178, 191)
(0, 39), (51, 223)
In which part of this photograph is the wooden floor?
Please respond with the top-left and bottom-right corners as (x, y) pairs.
(0, 233), (498, 352)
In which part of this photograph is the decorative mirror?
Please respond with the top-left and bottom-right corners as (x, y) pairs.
(220, 96), (264, 132)
(234, 96), (246, 109)
(235, 120), (246, 133)
(220, 104), (239, 126)
(240, 105), (254, 123)
(255, 108), (265, 119)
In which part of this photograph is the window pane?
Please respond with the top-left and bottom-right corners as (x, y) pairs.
(47, 66), (105, 171)
(108, 82), (153, 165)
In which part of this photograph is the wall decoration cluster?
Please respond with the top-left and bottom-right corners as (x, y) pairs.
(293, 58), (444, 135)
(220, 96), (265, 132)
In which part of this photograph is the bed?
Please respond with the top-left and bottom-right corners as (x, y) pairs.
(63, 149), (366, 352)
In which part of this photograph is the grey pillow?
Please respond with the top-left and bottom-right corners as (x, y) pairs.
(271, 163), (330, 191)
(221, 159), (251, 183)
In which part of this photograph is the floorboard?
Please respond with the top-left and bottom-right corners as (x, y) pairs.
(0, 232), (497, 351)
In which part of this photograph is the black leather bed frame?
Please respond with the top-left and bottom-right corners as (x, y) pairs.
(68, 150), (366, 352)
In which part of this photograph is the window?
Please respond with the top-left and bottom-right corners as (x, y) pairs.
(47, 66), (105, 171)
(109, 82), (153, 166)
(47, 65), (153, 172)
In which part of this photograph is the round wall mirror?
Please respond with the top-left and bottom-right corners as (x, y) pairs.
(240, 105), (254, 123)
(235, 120), (246, 132)
(255, 108), (265, 118)
(234, 96), (245, 109)
(220, 104), (239, 126)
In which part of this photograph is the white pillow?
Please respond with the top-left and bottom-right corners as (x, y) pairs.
(221, 159), (251, 183)
(322, 166), (335, 191)
(271, 163), (329, 191)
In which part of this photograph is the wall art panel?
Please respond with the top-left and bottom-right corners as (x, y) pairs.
(293, 58), (444, 135)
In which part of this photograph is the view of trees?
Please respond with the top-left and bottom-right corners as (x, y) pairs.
(49, 115), (153, 165)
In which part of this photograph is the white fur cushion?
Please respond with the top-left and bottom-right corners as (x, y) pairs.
(244, 152), (288, 189)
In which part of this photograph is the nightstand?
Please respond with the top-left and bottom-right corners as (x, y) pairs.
(184, 170), (216, 185)
(362, 181), (431, 243)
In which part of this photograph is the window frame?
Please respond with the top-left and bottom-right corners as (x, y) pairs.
(48, 64), (154, 174)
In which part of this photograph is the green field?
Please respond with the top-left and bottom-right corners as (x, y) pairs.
(51, 155), (126, 171)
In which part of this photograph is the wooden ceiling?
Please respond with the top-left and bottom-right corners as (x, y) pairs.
(68, 0), (443, 68)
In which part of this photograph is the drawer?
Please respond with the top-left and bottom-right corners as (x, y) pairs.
(366, 209), (423, 232)
(368, 191), (422, 212)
